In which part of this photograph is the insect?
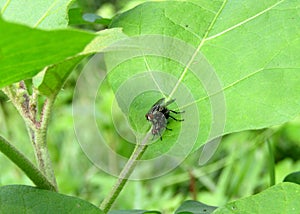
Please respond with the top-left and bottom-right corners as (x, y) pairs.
(145, 98), (184, 140)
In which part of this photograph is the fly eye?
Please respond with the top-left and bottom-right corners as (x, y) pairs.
(145, 114), (152, 120)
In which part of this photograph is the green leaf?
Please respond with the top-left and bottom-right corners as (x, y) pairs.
(0, 0), (72, 29)
(108, 210), (161, 214)
(68, 8), (111, 26)
(213, 182), (300, 214)
(32, 56), (84, 96)
(105, 0), (300, 156)
(0, 185), (103, 213)
(0, 17), (95, 89)
(283, 171), (300, 185)
(83, 13), (111, 25)
(68, 8), (86, 25)
(33, 28), (126, 97)
(175, 200), (217, 214)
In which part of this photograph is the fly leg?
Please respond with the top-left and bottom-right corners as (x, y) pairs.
(169, 115), (184, 122)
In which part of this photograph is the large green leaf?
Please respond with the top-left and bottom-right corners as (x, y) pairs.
(0, 0), (72, 29)
(0, 17), (95, 88)
(0, 185), (103, 213)
(105, 0), (300, 157)
(213, 182), (300, 213)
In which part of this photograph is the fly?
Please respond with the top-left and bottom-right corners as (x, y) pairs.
(145, 98), (184, 140)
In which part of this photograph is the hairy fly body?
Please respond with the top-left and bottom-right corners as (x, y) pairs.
(145, 98), (184, 140)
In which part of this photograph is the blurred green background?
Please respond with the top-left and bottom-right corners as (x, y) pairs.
(0, 0), (300, 212)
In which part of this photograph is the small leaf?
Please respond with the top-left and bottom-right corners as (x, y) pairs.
(108, 210), (161, 214)
(83, 13), (111, 25)
(214, 182), (300, 214)
(0, 185), (103, 213)
(283, 171), (300, 185)
(68, 8), (111, 26)
(175, 200), (217, 214)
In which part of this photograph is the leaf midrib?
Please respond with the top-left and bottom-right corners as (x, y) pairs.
(168, 0), (228, 99)
(33, 0), (60, 28)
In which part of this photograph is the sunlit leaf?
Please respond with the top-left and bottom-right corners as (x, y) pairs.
(0, 0), (72, 29)
(105, 0), (300, 158)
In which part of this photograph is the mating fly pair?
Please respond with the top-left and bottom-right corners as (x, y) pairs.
(145, 98), (184, 140)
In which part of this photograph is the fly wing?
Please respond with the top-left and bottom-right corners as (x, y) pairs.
(165, 98), (175, 106)
(146, 98), (165, 118)
(152, 98), (165, 107)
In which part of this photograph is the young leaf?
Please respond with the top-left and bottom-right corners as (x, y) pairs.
(0, 185), (103, 213)
(175, 200), (217, 214)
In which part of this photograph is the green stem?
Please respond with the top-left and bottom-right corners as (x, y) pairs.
(100, 132), (151, 213)
(267, 139), (275, 186)
(2, 84), (58, 190)
(33, 96), (57, 189)
(0, 135), (56, 191)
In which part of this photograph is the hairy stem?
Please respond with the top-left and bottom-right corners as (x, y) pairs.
(100, 132), (151, 213)
(2, 83), (58, 190)
(33, 97), (57, 189)
(0, 135), (56, 191)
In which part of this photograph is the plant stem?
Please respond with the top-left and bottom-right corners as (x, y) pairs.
(0, 135), (56, 191)
(100, 132), (151, 213)
(2, 84), (58, 190)
(33, 97), (58, 189)
(267, 139), (275, 186)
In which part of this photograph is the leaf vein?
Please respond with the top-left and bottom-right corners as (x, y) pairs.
(205, 0), (285, 41)
(33, 0), (59, 28)
(168, 0), (228, 99)
(0, 0), (11, 14)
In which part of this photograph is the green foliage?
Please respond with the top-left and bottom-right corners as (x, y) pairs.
(0, 0), (72, 29)
(107, 0), (300, 153)
(0, 185), (103, 213)
(214, 182), (300, 214)
(175, 200), (217, 214)
(0, 17), (95, 88)
(0, 0), (299, 213)
(109, 210), (160, 214)
(284, 171), (300, 185)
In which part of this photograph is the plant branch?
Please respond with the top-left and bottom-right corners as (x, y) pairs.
(0, 135), (56, 191)
(2, 83), (58, 190)
(33, 96), (58, 189)
(100, 132), (151, 213)
(2, 84), (36, 128)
